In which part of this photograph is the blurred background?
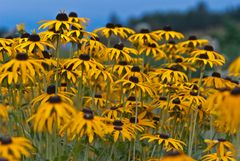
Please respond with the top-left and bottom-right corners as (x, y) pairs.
(0, 0), (240, 64)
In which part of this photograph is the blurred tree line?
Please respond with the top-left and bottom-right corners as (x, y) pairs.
(123, 2), (240, 62)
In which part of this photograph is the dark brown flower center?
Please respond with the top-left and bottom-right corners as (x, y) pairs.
(159, 96), (167, 101)
(114, 43), (124, 50)
(212, 72), (221, 78)
(115, 24), (122, 27)
(131, 66), (140, 72)
(106, 23), (115, 28)
(175, 58), (183, 63)
(148, 43), (157, 48)
(230, 87), (240, 95)
(118, 61), (128, 65)
(47, 85), (56, 94)
(21, 32), (30, 38)
(48, 95), (61, 103)
(199, 53), (209, 59)
(16, 53), (28, 60)
(95, 94), (102, 98)
(129, 76), (139, 83)
(130, 117), (138, 123)
(84, 112), (94, 120)
(168, 40), (175, 44)
(159, 133), (170, 139)
(163, 25), (172, 31)
(113, 120), (123, 126)
(204, 45), (214, 51)
(127, 96), (136, 101)
(56, 13), (68, 21)
(29, 34), (40, 42)
(139, 29), (149, 33)
(69, 12), (78, 17)
(79, 54), (90, 61)
(153, 116), (160, 121)
(172, 98), (181, 104)
(82, 108), (93, 114)
(0, 137), (12, 145)
(188, 35), (197, 40)
(217, 138), (226, 142)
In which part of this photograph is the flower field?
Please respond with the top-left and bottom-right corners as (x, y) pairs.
(0, 11), (239, 161)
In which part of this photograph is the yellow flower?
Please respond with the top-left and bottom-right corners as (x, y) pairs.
(102, 105), (132, 119)
(0, 103), (9, 121)
(228, 56), (240, 77)
(93, 23), (135, 38)
(128, 28), (160, 45)
(108, 120), (136, 142)
(111, 60), (132, 77)
(203, 72), (236, 89)
(0, 53), (45, 84)
(68, 12), (89, 27)
(139, 42), (166, 58)
(28, 95), (76, 133)
(15, 33), (55, 58)
(179, 35), (208, 48)
(148, 151), (195, 161)
(204, 139), (236, 157)
(38, 12), (83, 32)
(153, 25), (184, 41)
(60, 108), (106, 143)
(141, 133), (186, 152)
(80, 36), (106, 59)
(201, 151), (236, 161)
(0, 136), (34, 159)
(186, 45), (225, 67)
(105, 43), (138, 62)
(31, 85), (73, 108)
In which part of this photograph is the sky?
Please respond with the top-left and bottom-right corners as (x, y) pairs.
(0, 0), (240, 31)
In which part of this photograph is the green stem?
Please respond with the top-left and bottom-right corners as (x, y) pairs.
(55, 35), (61, 94)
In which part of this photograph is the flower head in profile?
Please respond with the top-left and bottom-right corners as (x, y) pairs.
(60, 108), (106, 143)
(148, 151), (195, 161)
(0, 136), (34, 159)
(28, 95), (76, 133)
(153, 25), (184, 41)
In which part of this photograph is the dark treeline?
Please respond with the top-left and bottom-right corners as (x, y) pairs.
(126, 2), (240, 32)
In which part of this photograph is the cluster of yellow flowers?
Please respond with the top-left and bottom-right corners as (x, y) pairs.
(0, 11), (239, 161)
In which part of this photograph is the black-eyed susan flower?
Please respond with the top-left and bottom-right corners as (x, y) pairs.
(109, 120), (136, 142)
(128, 28), (160, 45)
(68, 12), (89, 26)
(88, 67), (113, 83)
(186, 45), (225, 67)
(148, 151), (195, 161)
(163, 57), (196, 72)
(0, 53), (45, 84)
(28, 95), (76, 133)
(39, 12), (83, 32)
(139, 42), (166, 58)
(64, 54), (103, 71)
(102, 105), (132, 119)
(15, 33), (55, 58)
(67, 26), (93, 43)
(60, 108), (106, 143)
(80, 36), (106, 59)
(179, 35), (208, 48)
(150, 68), (188, 84)
(140, 133), (186, 152)
(31, 85), (73, 108)
(201, 151), (236, 161)
(204, 139), (236, 157)
(112, 60), (132, 77)
(228, 56), (240, 77)
(153, 25), (184, 41)
(122, 65), (150, 82)
(0, 136), (34, 159)
(116, 76), (155, 96)
(84, 93), (107, 108)
(93, 23), (135, 38)
(105, 43), (138, 62)
(203, 72), (235, 89)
